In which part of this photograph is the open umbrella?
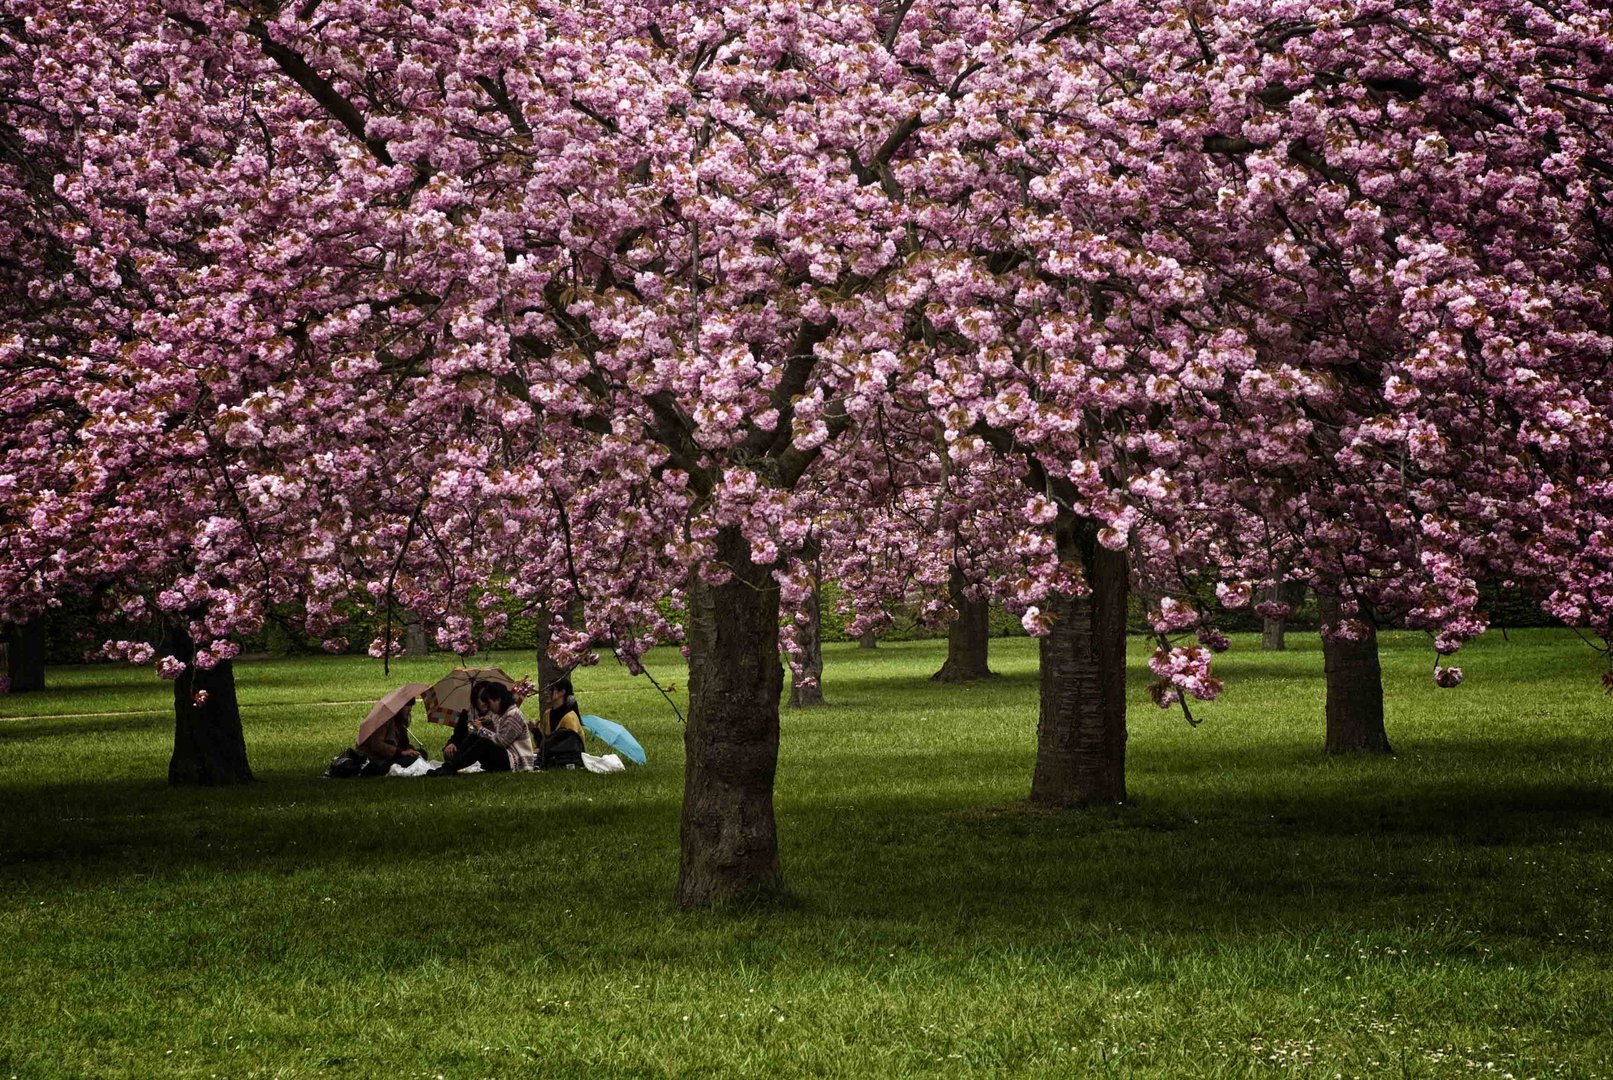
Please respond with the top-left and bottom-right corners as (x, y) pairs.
(421, 667), (516, 726)
(580, 714), (647, 766)
(357, 683), (430, 748)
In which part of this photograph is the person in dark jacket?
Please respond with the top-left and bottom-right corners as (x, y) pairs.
(429, 682), (535, 775)
(535, 677), (585, 770)
(442, 682), (497, 765)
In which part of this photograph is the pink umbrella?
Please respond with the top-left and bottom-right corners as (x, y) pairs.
(356, 683), (430, 748)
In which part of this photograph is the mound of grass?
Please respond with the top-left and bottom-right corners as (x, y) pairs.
(1, 630), (1610, 1077)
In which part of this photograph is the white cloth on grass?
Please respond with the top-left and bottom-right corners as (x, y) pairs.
(388, 760), (435, 780)
(582, 752), (625, 774)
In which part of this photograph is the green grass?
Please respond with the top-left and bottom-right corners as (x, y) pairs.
(1, 630), (1610, 1078)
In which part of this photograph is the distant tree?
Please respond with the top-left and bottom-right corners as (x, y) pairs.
(3, 619), (45, 694)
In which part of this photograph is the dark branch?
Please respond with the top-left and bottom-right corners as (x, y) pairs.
(243, 19), (395, 167)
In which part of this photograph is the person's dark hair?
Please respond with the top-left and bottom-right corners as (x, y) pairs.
(552, 676), (573, 698)
(483, 682), (516, 713)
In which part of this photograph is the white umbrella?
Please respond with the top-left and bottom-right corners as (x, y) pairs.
(420, 667), (516, 726)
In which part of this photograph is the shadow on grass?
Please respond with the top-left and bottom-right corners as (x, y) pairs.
(0, 714), (169, 744)
(5, 743), (1610, 959)
(819, 667), (1043, 697)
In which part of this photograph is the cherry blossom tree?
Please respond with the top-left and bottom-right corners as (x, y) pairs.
(0, 1), (457, 781)
(5, 0), (1611, 901)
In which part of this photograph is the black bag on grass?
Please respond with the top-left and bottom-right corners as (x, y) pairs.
(323, 748), (368, 779)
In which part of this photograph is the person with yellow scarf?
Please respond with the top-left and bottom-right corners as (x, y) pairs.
(533, 676), (585, 770)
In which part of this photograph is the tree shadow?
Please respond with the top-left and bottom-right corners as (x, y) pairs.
(0, 713), (167, 744)
(4, 736), (1610, 959)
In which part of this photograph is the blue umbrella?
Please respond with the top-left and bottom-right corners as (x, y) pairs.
(580, 714), (647, 766)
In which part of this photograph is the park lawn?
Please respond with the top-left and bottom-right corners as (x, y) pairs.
(0, 630), (1610, 1079)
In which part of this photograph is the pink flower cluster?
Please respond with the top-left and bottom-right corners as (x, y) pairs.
(0, 0), (1609, 708)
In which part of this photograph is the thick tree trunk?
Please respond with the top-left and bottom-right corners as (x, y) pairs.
(167, 626), (253, 786)
(858, 630), (878, 650)
(789, 572), (824, 708)
(1318, 594), (1392, 755)
(5, 617), (46, 693)
(1030, 530), (1129, 807)
(403, 616), (429, 657)
(932, 565), (992, 682)
(677, 527), (786, 908)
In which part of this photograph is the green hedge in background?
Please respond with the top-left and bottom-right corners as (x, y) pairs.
(32, 576), (1561, 667)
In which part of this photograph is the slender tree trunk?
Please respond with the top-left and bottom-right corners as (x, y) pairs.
(789, 571), (824, 708)
(933, 565), (992, 682)
(5, 617), (46, 693)
(403, 616), (429, 657)
(1261, 579), (1289, 652)
(533, 603), (568, 695)
(1318, 594), (1392, 755)
(167, 625), (253, 786)
(858, 630), (878, 650)
(677, 527), (786, 908)
(1030, 527), (1129, 806)
(1262, 581), (1306, 652)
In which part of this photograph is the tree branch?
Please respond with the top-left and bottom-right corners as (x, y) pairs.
(240, 19), (395, 167)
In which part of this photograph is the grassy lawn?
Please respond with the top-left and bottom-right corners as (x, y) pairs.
(1, 629), (1610, 1078)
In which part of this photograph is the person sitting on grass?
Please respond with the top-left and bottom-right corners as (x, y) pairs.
(429, 682), (534, 776)
(442, 682), (497, 765)
(357, 701), (422, 776)
(534, 677), (585, 771)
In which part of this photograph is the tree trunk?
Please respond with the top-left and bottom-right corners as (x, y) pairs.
(932, 565), (992, 682)
(1318, 594), (1392, 755)
(5, 617), (46, 693)
(167, 626), (254, 786)
(534, 603), (568, 695)
(403, 616), (429, 657)
(1030, 528), (1129, 807)
(858, 630), (878, 650)
(677, 527), (786, 908)
(789, 572), (824, 708)
(1261, 578), (1288, 652)
(1262, 581), (1306, 652)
